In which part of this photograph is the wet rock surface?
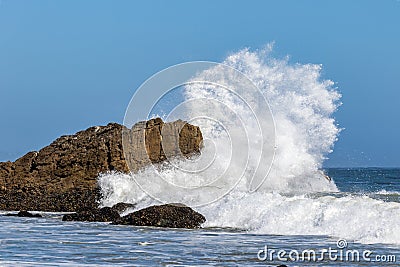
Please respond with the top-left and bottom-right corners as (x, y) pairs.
(4, 210), (42, 218)
(0, 118), (202, 212)
(111, 202), (136, 214)
(113, 204), (206, 229)
(62, 207), (120, 222)
(62, 202), (136, 222)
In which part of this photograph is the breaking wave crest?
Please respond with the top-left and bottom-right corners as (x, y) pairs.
(98, 47), (400, 244)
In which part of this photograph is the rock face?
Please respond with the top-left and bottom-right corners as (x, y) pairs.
(122, 119), (203, 172)
(0, 118), (202, 212)
(113, 204), (206, 229)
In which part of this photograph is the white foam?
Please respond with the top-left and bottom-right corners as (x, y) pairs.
(199, 191), (400, 245)
(97, 47), (400, 244)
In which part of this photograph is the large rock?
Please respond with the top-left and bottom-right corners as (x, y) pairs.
(0, 118), (203, 212)
(113, 204), (206, 229)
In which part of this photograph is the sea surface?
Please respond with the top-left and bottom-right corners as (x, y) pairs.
(1, 48), (399, 266)
(0, 168), (399, 266)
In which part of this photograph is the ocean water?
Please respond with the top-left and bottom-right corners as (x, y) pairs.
(0, 168), (399, 266)
(1, 48), (399, 266)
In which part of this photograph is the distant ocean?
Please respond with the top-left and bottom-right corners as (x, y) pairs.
(1, 168), (399, 266)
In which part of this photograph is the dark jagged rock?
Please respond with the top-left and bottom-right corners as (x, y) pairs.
(62, 207), (120, 222)
(4, 210), (42, 218)
(62, 202), (137, 222)
(0, 118), (203, 212)
(113, 204), (206, 229)
(111, 202), (136, 213)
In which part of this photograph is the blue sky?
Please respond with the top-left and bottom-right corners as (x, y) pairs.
(0, 0), (399, 167)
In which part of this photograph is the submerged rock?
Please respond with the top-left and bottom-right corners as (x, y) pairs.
(0, 118), (203, 212)
(62, 202), (136, 222)
(113, 204), (206, 229)
(62, 207), (120, 222)
(4, 210), (42, 218)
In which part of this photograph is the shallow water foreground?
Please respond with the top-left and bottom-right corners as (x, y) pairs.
(0, 213), (398, 266)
